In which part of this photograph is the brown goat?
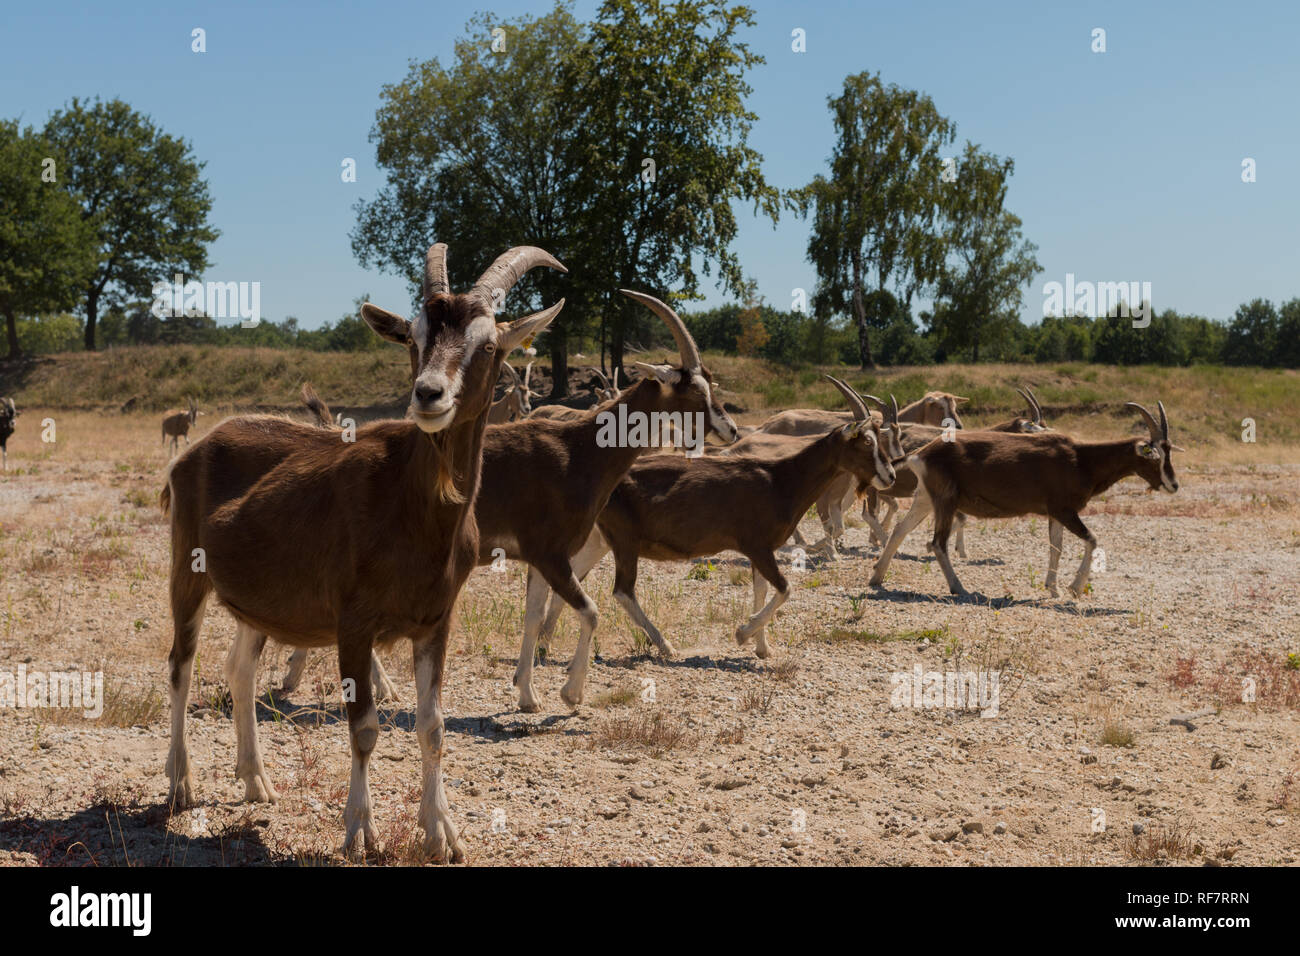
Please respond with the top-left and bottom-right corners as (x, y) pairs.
(160, 243), (566, 862)
(0, 397), (16, 471)
(539, 419), (898, 660)
(161, 398), (199, 456)
(870, 402), (1179, 598)
(282, 291), (739, 713)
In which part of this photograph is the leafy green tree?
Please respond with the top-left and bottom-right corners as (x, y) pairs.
(0, 120), (97, 358)
(929, 144), (1039, 362)
(564, 0), (778, 382)
(1275, 298), (1300, 368)
(43, 98), (218, 350)
(353, 5), (587, 395)
(1222, 298), (1278, 366)
(790, 72), (955, 368)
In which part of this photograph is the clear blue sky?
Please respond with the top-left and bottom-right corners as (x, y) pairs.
(3, 0), (1296, 328)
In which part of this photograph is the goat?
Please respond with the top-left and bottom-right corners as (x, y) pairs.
(162, 398), (199, 456)
(757, 389), (968, 438)
(0, 397), (16, 471)
(527, 367), (620, 421)
(486, 361), (536, 424)
(160, 242), (566, 861)
(869, 401), (1179, 598)
(851, 386), (1052, 552)
(282, 291), (739, 713)
(538, 417), (898, 661)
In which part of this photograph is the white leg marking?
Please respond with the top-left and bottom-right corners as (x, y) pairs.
(414, 653), (464, 862)
(870, 492), (933, 587)
(1045, 518), (1063, 597)
(513, 568), (551, 713)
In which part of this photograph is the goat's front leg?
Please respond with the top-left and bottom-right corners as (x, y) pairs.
(736, 551), (788, 658)
(1044, 518), (1064, 597)
(413, 627), (465, 863)
(954, 513), (968, 559)
(280, 647), (309, 693)
(226, 623), (278, 803)
(339, 629), (379, 858)
(869, 492), (933, 587)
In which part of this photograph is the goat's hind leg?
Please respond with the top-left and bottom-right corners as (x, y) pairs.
(226, 622), (278, 802)
(166, 580), (209, 810)
(1044, 518), (1064, 597)
(928, 507), (967, 596)
(736, 551), (789, 659)
(338, 626), (380, 858)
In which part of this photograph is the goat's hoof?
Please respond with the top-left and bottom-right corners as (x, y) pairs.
(517, 691), (541, 714)
(656, 642), (677, 660)
(374, 684), (399, 704)
(277, 677), (301, 694)
(559, 682), (584, 709)
(754, 643), (771, 660)
(167, 778), (194, 811)
(242, 773), (279, 804)
(735, 625), (752, 646)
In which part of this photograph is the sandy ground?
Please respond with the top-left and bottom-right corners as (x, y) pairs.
(0, 411), (1298, 866)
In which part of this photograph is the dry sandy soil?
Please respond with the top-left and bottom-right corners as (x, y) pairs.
(0, 410), (1298, 866)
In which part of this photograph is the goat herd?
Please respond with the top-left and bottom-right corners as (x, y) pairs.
(2, 242), (1182, 863)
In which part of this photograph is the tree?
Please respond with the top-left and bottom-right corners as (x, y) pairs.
(43, 98), (217, 350)
(565, 0), (779, 382)
(929, 144), (1040, 362)
(353, 5), (588, 396)
(1222, 298), (1278, 366)
(790, 72), (955, 368)
(0, 120), (96, 358)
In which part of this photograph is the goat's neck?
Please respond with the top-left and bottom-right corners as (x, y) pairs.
(1076, 438), (1140, 498)
(571, 376), (680, 473)
(769, 432), (848, 518)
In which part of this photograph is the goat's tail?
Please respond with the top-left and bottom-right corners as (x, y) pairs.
(160, 481), (172, 517)
(301, 382), (334, 429)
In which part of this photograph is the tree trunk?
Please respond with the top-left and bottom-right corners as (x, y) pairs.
(609, 294), (628, 387)
(548, 323), (569, 400)
(84, 289), (98, 351)
(851, 250), (875, 369)
(4, 306), (20, 360)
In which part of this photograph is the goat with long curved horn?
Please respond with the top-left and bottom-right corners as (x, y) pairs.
(471, 246), (569, 311)
(824, 375), (868, 421)
(424, 242), (449, 300)
(619, 289), (702, 372)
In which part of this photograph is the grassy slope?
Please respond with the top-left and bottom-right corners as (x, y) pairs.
(3, 346), (1297, 460)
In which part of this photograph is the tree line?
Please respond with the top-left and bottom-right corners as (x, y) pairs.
(4, 1), (1295, 383)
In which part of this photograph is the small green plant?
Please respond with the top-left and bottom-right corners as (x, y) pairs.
(687, 560), (714, 581)
(847, 592), (866, 620)
(1286, 653), (1300, 671)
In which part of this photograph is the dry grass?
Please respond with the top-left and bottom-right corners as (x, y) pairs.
(590, 710), (696, 755)
(1125, 823), (1199, 861)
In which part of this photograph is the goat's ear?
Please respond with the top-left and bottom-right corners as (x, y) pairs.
(500, 298), (565, 354)
(1136, 440), (1160, 459)
(633, 362), (682, 385)
(954, 395), (971, 404)
(361, 303), (412, 344)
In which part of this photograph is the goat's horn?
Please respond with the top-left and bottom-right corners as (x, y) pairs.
(471, 247), (568, 310)
(591, 368), (612, 391)
(890, 394), (900, 424)
(825, 375), (868, 421)
(1126, 401), (1162, 441)
(501, 363), (521, 385)
(619, 289), (702, 372)
(524, 362), (533, 390)
(424, 243), (449, 299)
(1157, 400), (1169, 440)
(1026, 386), (1043, 423)
(1016, 387), (1035, 419)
